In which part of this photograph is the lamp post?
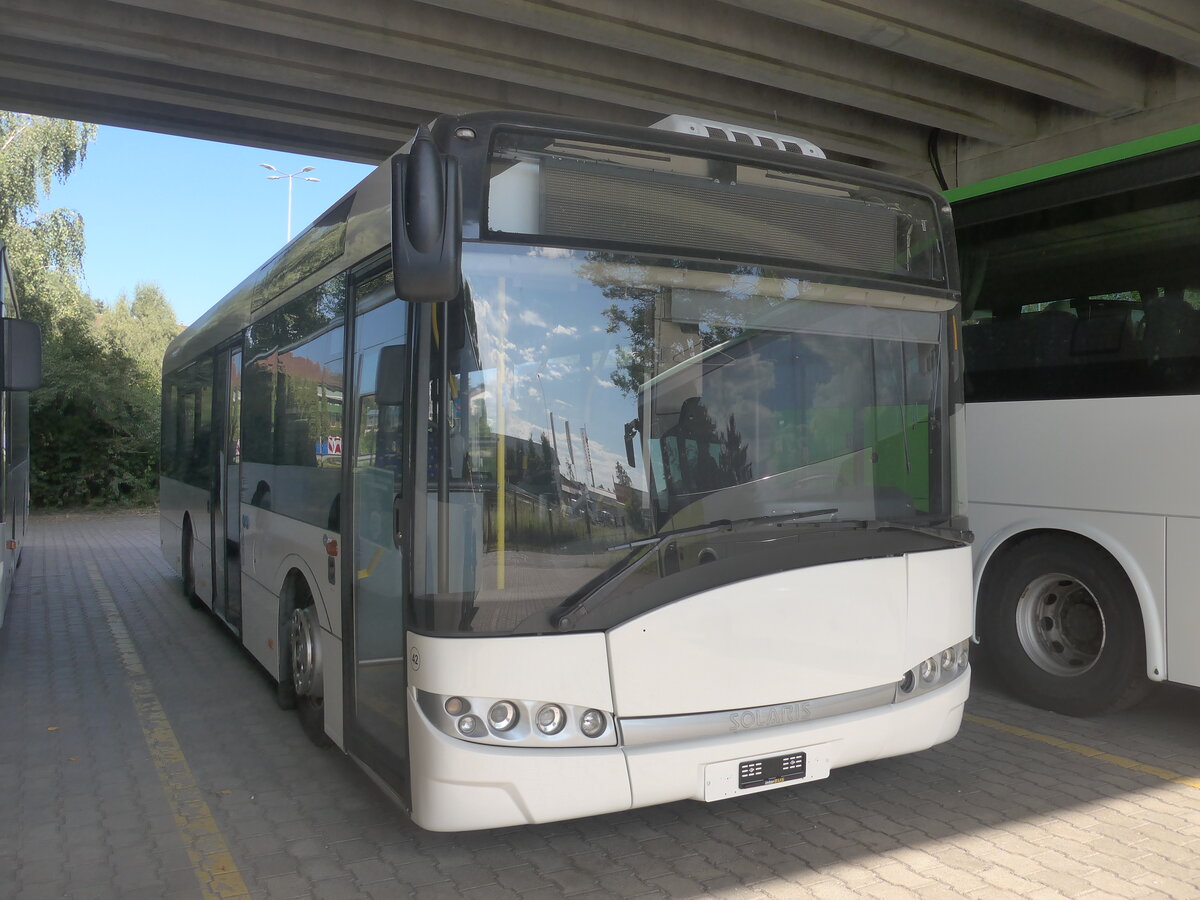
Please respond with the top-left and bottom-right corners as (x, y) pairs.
(260, 164), (320, 241)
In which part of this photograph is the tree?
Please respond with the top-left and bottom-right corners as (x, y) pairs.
(2, 112), (181, 506)
(0, 113), (95, 331)
(96, 282), (180, 373)
(613, 461), (632, 487)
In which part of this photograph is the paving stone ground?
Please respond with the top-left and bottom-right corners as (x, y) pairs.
(3, 510), (1200, 900)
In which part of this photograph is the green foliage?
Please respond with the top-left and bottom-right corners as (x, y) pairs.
(96, 282), (179, 373)
(1, 112), (179, 507)
(34, 317), (162, 505)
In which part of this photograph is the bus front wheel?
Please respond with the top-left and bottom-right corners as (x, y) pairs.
(978, 535), (1150, 716)
(181, 521), (202, 609)
(278, 580), (332, 747)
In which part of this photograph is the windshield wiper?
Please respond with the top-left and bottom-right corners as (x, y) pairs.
(552, 508), (837, 625)
(551, 507), (839, 630)
(607, 508), (841, 552)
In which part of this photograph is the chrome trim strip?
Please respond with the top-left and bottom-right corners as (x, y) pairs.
(619, 660), (968, 747)
(618, 683), (899, 747)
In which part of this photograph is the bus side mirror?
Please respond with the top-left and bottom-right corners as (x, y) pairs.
(0, 318), (42, 391)
(391, 126), (462, 304)
(624, 418), (640, 468)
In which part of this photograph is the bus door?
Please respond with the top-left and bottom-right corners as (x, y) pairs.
(346, 281), (412, 802)
(211, 344), (243, 633)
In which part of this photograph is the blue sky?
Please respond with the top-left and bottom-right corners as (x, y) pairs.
(41, 125), (376, 326)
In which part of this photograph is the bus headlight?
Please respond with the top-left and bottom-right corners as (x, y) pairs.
(535, 704), (566, 735)
(488, 701), (519, 732)
(418, 691), (617, 747)
(897, 639), (970, 702)
(580, 709), (607, 738)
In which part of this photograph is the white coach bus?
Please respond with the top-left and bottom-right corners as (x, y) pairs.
(954, 127), (1200, 716)
(160, 111), (972, 830)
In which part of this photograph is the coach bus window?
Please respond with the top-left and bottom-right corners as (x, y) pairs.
(241, 276), (346, 526)
(174, 357), (213, 490)
(959, 176), (1200, 402)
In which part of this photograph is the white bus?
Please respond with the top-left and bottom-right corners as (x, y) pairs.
(160, 111), (972, 831)
(0, 239), (41, 630)
(954, 127), (1200, 716)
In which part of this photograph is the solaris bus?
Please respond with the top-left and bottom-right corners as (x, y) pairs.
(161, 111), (972, 830)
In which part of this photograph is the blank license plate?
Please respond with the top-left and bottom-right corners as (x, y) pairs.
(738, 751), (806, 789)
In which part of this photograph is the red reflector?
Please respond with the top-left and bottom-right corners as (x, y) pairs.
(325, 540), (338, 557)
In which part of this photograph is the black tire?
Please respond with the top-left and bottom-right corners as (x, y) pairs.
(278, 580), (331, 747)
(181, 521), (202, 609)
(978, 534), (1151, 716)
(297, 695), (331, 748)
(275, 603), (298, 711)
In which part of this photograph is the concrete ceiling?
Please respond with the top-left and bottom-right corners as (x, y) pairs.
(0, 0), (1197, 188)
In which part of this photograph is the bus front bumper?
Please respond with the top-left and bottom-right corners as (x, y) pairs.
(406, 671), (969, 832)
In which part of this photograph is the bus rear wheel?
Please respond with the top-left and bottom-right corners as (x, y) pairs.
(978, 535), (1150, 716)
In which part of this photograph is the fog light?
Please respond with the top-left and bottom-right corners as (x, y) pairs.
(941, 648), (956, 671)
(920, 657), (937, 683)
(899, 670), (915, 693)
(957, 642), (970, 669)
(580, 709), (607, 738)
(444, 696), (469, 716)
(458, 714), (483, 737)
(536, 704), (566, 735)
(488, 701), (519, 732)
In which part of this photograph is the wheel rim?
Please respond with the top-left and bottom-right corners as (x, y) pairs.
(1015, 572), (1105, 677)
(288, 606), (322, 697)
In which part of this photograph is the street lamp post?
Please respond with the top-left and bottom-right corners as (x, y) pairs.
(260, 163), (320, 241)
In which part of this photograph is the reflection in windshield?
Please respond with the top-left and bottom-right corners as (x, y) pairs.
(422, 243), (956, 634)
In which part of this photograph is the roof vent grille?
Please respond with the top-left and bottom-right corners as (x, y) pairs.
(651, 114), (825, 159)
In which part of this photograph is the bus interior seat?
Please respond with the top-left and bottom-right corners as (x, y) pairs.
(1070, 305), (1135, 358)
(1143, 289), (1200, 388)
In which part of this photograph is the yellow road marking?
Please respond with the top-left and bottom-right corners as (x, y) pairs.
(87, 561), (252, 899)
(965, 712), (1200, 790)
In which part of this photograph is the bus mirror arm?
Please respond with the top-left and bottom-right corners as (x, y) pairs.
(624, 418), (640, 468)
(391, 126), (463, 304)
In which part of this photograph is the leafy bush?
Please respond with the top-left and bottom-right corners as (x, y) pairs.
(2, 112), (178, 507)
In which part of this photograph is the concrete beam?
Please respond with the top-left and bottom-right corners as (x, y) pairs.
(1017, 0), (1200, 68)
(0, 78), (401, 163)
(404, 0), (1039, 143)
(100, 0), (932, 166)
(2, 1), (652, 134)
(729, 0), (1155, 116)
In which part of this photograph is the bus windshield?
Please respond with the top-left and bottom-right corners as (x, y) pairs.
(424, 241), (960, 635)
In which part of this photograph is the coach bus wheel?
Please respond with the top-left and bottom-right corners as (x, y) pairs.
(279, 581), (331, 747)
(978, 535), (1150, 716)
(181, 521), (202, 609)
